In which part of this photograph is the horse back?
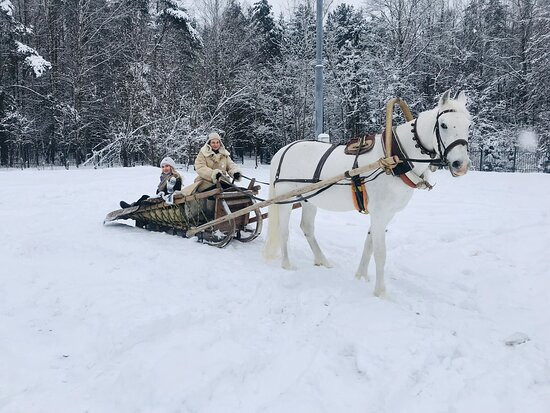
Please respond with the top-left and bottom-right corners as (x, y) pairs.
(271, 139), (384, 183)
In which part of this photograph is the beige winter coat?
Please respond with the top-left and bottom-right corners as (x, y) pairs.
(194, 142), (240, 192)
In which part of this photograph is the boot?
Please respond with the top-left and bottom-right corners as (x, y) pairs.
(135, 195), (149, 205)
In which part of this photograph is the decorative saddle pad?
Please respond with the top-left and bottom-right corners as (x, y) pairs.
(344, 134), (376, 155)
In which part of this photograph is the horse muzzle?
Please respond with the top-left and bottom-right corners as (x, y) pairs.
(450, 159), (470, 177)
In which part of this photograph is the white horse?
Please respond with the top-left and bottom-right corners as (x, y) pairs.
(263, 90), (471, 297)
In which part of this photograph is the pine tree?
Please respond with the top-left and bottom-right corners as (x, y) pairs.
(0, 0), (51, 166)
(250, 0), (282, 63)
(325, 4), (369, 141)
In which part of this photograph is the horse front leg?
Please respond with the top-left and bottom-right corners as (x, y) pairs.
(371, 218), (390, 298)
(300, 202), (332, 268)
(355, 227), (372, 281)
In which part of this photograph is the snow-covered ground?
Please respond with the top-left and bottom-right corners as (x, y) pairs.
(1, 164), (549, 412)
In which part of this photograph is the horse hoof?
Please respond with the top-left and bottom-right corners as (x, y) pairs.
(355, 272), (370, 282)
(373, 288), (386, 298)
(315, 259), (333, 268)
(282, 262), (297, 271)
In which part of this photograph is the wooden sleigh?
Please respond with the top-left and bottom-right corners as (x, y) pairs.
(104, 179), (264, 248)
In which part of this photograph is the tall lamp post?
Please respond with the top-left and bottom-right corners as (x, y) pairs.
(315, 0), (328, 142)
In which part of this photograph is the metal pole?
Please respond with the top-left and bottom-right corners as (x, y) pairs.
(315, 0), (324, 140)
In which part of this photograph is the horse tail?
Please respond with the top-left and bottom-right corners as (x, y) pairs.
(263, 167), (280, 260)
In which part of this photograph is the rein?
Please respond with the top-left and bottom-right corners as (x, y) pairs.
(226, 178), (337, 204)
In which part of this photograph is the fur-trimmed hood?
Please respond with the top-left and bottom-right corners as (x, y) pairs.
(199, 142), (230, 158)
(200, 132), (231, 158)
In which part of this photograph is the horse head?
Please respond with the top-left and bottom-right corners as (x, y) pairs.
(433, 90), (471, 177)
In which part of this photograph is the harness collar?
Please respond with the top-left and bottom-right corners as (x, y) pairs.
(411, 118), (436, 159)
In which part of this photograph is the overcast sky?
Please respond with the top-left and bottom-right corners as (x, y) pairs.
(188, 0), (369, 20)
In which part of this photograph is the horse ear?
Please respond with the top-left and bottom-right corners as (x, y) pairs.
(456, 90), (467, 105)
(439, 89), (451, 106)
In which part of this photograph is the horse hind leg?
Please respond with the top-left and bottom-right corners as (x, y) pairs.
(355, 227), (372, 281)
(300, 202), (333, 268)
(278, 203), (295, 270)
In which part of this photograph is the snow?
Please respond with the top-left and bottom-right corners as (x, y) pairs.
(14, 40), (34, 54)
(165, 7), (191, 22)
(0, 0), (13, 17)
(518, 129), (538, 151)
(162, 3), (201, 44)
(14, 40), (52, 77)
(185, 22), (201, 43)
(1, 164), (549, 412)
(24, 54), (52, 77)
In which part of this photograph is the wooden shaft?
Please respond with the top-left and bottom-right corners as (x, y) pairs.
(248, 202), (302, 224)
(186, 156), (399, 237)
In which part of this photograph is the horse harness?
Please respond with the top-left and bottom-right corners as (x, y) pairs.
(272, 108), (468, 213)
(272, 139), (377, 214)
(274, 140), (340, 185)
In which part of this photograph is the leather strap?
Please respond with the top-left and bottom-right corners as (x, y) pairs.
(351, 178), (369, 213)
(381, 128), (413, 177)
(313, 144), (339, 182)
(275, 142), (340, 185)
(274, 140), (305, 183)
(443, 139), (469, 159)
(400, 174), (418, 189)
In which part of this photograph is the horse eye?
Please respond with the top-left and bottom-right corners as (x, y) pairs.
(441, 123), (448, 129)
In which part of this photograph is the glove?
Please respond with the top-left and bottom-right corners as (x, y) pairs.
(212, 169), (223, 182)
(167, 176), (177, 193)
(233, 172), (241, 181)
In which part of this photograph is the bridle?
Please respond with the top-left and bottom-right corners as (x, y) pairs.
(411, 109), (469, 167)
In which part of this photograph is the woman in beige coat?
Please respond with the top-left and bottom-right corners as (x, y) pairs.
(194, 132), (241, 192)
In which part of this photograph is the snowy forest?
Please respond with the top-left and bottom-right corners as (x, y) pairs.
(1, 0), (549, 169)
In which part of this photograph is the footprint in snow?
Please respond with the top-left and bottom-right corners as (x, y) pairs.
(504, 332), (530, 347)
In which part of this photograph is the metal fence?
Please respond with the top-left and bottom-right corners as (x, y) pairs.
(469, 148), (549, 173)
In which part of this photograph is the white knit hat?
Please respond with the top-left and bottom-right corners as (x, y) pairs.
(206, 132), (222, 144)
(160, 156), (176, 169)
